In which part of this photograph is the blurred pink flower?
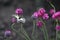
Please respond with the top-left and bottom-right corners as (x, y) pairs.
(50, 9), (55, 15)
(36, 21), (43, 27)
(32, 12), (38, 19)
(42, 13), (49, 20)
(52, 11), (60, 20)
(4, 30), (11, 37)
(38, 8), (46, 17)
(15, 8), (23, 15)
(56, 25), (60, 30)
(11, 17), (16, 23)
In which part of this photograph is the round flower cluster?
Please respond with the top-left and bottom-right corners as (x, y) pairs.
(32, 8), (49, 27)
(32, 8), (49, 20)
(49, 9), (60, 20)
(11, 8), (26, 23)
(32, 12), (38, 19)
(52, 11), (60, 20)
(15, 8), (23, 15)
(36, 21), (43, 27)
(38, 8), (46, 17)
(49, 9), (60, 30)
(49, 9), (55, 15)
(4, 30), (11, 37)
(56, 25), (60, 31)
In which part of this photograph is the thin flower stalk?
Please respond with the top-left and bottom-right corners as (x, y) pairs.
(32, 20), (36, 40)
(49, 2), (56, 12)
(40, 18), (49, 40)
(20, 23), (31, 40)
(49, 2), (57, 40)
(11, 23), (28, 40)
(55, 16), (58, 40)
(32, 20), (36, 35)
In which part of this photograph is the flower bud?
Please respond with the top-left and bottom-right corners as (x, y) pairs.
(42, 13), (49, 20)
(15, 8), (23, 15)
(4, 30), (11, 37)
(36, 21), (43, 27)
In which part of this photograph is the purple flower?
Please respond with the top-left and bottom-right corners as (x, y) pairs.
(11, 17), (16, 23)
(36, 21), (43, 27)
(4, 30), (11, 37)
(50, 9), (55, 15)
(38, 8), (46, 17)
(52, 11), (60, 20)
(32, 12), (38, 19)
(56, 25), (60, 31)
(15, 8), (23, 15)
(42, 13), (49, 20)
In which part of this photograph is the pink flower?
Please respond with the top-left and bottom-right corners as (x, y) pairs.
(56, 25), (60, 31)
(36, 21), (43, 27)
(50, 9), (55, 15)
(42, 13), (49, 20)
(4, 30), (11, 37)
(52, 11), (60, 20)
(32, 12), (38, 19)
(38, 8), (46, 13)
(38, 8), (46, 17)
(11, 17), (16, 23)
(15, 8), (23, 15)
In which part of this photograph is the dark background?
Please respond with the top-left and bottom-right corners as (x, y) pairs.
(0, 0), (60, 40)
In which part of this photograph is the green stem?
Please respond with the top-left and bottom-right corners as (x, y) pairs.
(40, 19), (49, 40)
(49, 2), (56, 40)
(11, 23), (28, 40)
(43, 21), (49, 40)
(32, 20), (38, 40)
(32, 20), (35, 35)
(41, 27), (47, 40)
(56, 20), (59, 40)
(49, 2), (56, 12)
(56, 30), (58, 40)
(35, 19), (38, 40)
(20, 23), (31, 40)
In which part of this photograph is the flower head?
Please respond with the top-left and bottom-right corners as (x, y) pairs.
(17, 18), (26, 23)
(11, 17), (16, 23)
(56, 25), (60, 31)
(32, 12), (38, 19)
(42, 13), (49, 20)
(38, 8), (46, 17)
(4, 30), (11, 37)
(50, 9), (55, 15)
(15, 8), (23, 15)
(52, 11), (60, 20)
(36, 21), (43, 27)
(12, 14), (26, 23)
